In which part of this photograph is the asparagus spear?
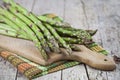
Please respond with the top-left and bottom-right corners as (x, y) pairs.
(55, 27), (93, 44)
(62, 37), (83, 44)
(38, 15), (71, 27)
(0, 23), (28, 39)
(0, 15), (30, 39)
(0, 7), (49, 60)
(0, 23), (16, 32)
(3, 0), (72, 55)
(85, 30), (97, 36)
(43, 23), (72, 55)
(38, 14), (97, 36)
(41, 14), (93, 44)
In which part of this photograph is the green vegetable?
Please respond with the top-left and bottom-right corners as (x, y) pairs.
(0, 7), (49, 60)
(3, 0), (72, 55)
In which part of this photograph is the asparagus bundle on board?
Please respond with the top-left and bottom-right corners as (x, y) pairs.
(3, 0), (72, 55)
(0, 0), (98, 61)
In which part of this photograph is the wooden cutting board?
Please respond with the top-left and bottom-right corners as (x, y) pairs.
(0, 35), (116, 71)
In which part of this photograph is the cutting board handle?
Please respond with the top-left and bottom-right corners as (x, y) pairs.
(70, 45), (116, 70)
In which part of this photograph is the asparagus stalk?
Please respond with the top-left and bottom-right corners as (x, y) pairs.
(41, 14), (93, 44)
(42, 14), (95, 46)
(0, 23), (16, 32)
(55, 27), (97, 37)
(62, 37), (83, 44)
(0, 23), (28, 39)
(38, 15), (71, 27)
(43, 23), (72, 55)
(55, 27), (93, 44)
(3, 0), (72, 55)
(0, 15), (30, 39)
(0, 7), (49, 60)
(38, 14), (97, 36)
(0, 24), (80, 51)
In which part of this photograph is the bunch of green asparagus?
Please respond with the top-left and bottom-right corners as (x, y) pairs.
(0, 0), (97, 60)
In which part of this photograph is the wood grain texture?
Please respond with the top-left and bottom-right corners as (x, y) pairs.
(62, 65), (88, 80)
(0, 57), (17, 80)
(14, 0), (34, 12)
(0, 0), (120, 80)
(64, 0), (88, 29)
(32, 0), (64, 17)
(81, 0), (120, 80)
(33, 71), (61, 80)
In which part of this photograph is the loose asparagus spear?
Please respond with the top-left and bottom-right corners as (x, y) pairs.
(0, 7), (49, 60)
(3, 0), (72, 55)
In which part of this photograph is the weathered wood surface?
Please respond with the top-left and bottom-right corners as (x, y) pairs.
(0, 0), (120, 80)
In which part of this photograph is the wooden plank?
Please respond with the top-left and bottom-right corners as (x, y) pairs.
(16, 71), (28, 80)
(97, 0), (120, 79)
(0, 57), (17, 80)
(32, 0), (65, 80)
(62, 65), (88, 80)
(79, 0), (108, 79)
(34, 71), (61, 80)
(32, 0), (64, 17)
(81, 0), (120, 80)
(81, 0), (111, 80)
(62, 0), (88, 80)
(63, 0), (88, 29)
(14, 0), (34, 12)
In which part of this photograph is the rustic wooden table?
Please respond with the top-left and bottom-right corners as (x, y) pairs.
(0, 0), (120, 80)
